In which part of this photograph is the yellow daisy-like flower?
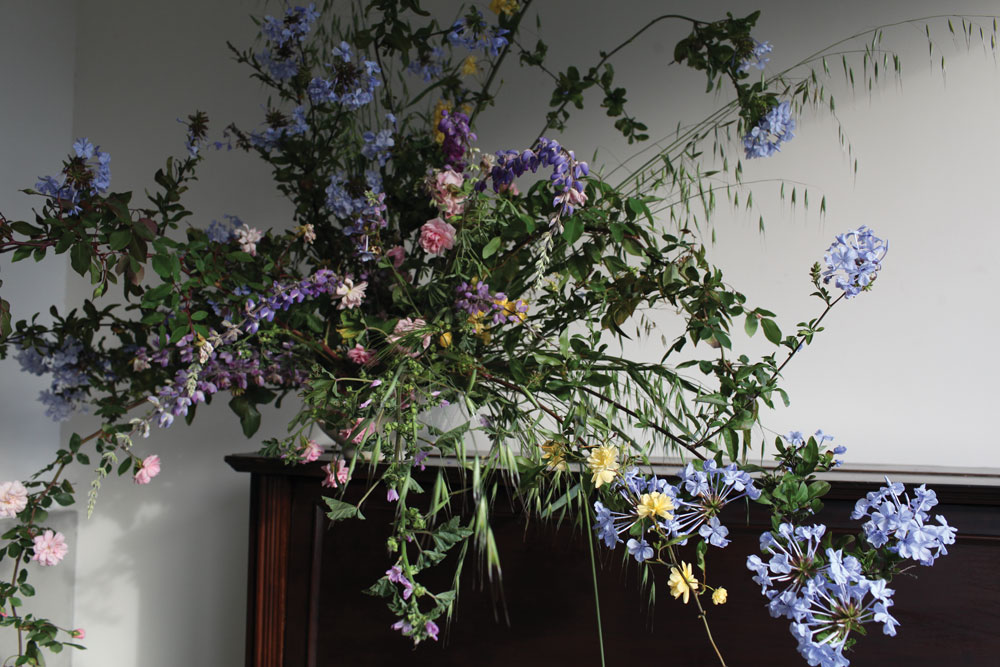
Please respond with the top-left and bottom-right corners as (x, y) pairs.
(540, 440), (567, 471)
(489, 0), (518, 16)
(461, 55), (478, 76)
(432, 99), (453, 143)
(668, 561), (699, 604)
(636, 491), (674, 521)
(586, 445), (619, 488)
(712, 587), (728, 605)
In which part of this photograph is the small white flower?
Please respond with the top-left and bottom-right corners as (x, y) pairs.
(336, 279), (368, 310)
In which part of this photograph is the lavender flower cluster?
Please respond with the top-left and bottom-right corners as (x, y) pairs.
(454, 281), (527, 325)
(850, 479), (956, 566)
(17, 337), (91, 421)
(743, 100), (795, 159)
(35, 138), (112, 215)
(342, 192), (388, 262)
(822, 226), (887, 298)
(738, 39), (772, 73)
(308, 41), (382, 111)
(447, 10), (509, 57)
(438, 111), (476, 170)
(257, 3), (320, 81)
(361, 116), (395, 166)
(406, 47), (446, 81)
(481, 137), (589, 216)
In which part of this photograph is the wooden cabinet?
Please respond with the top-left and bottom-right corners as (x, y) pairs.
(227, 454), (1000, 666)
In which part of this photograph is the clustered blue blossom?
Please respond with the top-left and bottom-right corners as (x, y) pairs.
(257, 4), (320, 81)
(325, 169), (382, 220)
(206, 214), (245, 243)
(362, 118), (395, 166)
(342, 192), (388, 262)
(738, 39), (772, 73)
(781, 429), (847, 467)
(482, 137), (590, 216)
(307, 41), (382, 110)
(35, 138), (112, 215)
(406, 47), (446, 81)
(743, 100), (795, 159)
(850, 479), (957, 566)
(447, 10), (509, 57)
(594, 462), (759, 563)
(250, 106), (309, 152)
(822, 226), (887, 298)
(438, 111), (476, 170)
(17, 337), (90, 421)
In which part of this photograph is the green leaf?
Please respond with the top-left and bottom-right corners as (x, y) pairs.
(323, 497), (364, 522)
(744, 314), (758, 337)
(109, 230), (131, 250)
(70, 243), (91, 276)
(562, 217), (584, 244)
(228, 396), (261, 438)
(151, 254), (173, 280)
(482, 236), (502, 259)
(760, 318), (782, 345)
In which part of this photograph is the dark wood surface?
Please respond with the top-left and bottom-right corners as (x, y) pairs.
(227, 454), (1000, 666)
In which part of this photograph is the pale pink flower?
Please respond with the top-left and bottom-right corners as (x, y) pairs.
(133, 454), (161, 485)
(338, 418), (375, 445)
(336, 278), (368, 310)
(302, 439), (323, 463)
(430, 168), (466, 218)
(295, 223), (316, 244)
(71, 628), (86, 640)
(385, 245), (405, 269)
(419, 218), (456, 255)
(234, 226), (264, 256)
(321, 458), (350, 489)
(389, 317), (432, 355)
(0, 481), (28, 518)
(554, 187), (587, 212)
(347, 344), (374, 365)
(31, 530), (68, 567)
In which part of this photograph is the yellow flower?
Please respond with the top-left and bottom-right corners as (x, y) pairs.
(489, 0), (518, 16)
(432, 99), (453, 143)
(540, 440), (567, 471)
(712, 587), (728, 605)
(461, 55), (478, 76)
(668, 561), (699, 604)
(586, 445), (619, 488)
(438, 332), (453, 348)
(493, 297), (528, 323)
(636, 492), (674, 521)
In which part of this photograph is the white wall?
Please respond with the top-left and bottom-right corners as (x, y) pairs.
(2, 1), (1000, 665)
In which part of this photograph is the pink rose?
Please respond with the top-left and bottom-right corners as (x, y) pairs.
(385, 245), (405, 269)
(0, 480), (28, 518)
(431, 168), (466, 218)
(301, 439), (323, 463)
(347, 344), (374, 365)
(133, 454), (161, 485)
(321, 458), (350, 489)
(72, 628), (86, 640)
(419, 218), (456, 255)
(31, 530), (68, 567)
(389, 317), (432, 355)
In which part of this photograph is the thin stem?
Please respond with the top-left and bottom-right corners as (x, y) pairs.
(584, 507), (607, 667)
(468, 0), (534, 127)
(692, 590), (727, 667)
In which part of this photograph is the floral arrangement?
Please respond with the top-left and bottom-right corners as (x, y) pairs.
(0, 2), (976, 665)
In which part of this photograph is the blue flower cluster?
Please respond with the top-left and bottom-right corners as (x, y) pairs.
(781, 429), (847, 467)
(342, 192), (388, 262)
(747, 525), (899, 667)
(17, 337), (90, 421)
(250, 106), (309, 152)
(406, 47), (446, 81)
(851, 479), (956, 566)
(35, 138), (112, 215)
(594, 462), (760, 563)
(482, 137), (590, 216)
(307, 41), (381, 110)
(447, 10), (509, 57)
(738, 40), (772, 73)
(206, 215), (245, 243)
(257, 4), (320, 82)
(822, 226), (887, 298)
(362, 118), (395, 166)
(325, 169), (382, 220)
(743, 101), (795, 159)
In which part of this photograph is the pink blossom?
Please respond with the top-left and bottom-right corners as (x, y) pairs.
(338, 418), (375, 445)
(419, 218), (456, 255)
(31, 530), (68, 567)
(301, 439), (323, 463)
(347, 344), (374, 365)
(425, 620), (440, 641)
(0, 481), (28, 518)
(389, 318), (432, 354)
(385, 245), (405, 269)
(321, 458), (350, 489)
(386, 488), (399, 503)
(336, 278), (367, 310)
(72, 628), (86, 640)
(430, 168), (466, 218)
(133, 454), (161, 485)
(234, 226), (264, 256)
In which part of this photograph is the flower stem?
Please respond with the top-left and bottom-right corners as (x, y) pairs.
(584, 508), (607, 667)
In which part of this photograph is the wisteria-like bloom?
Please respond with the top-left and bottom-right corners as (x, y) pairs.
(668, 561), (698, 604)
(851, 478), (956, 566)
(321, 458), (350, 488)
(482, 137), (589, 216)
(0, 480), (29, 518)
(234, 225), (264, 256)
(336, 278), (368, 310)
(133, 454), (162, 485)
(743, 101), (795, 159)
(586, 445), (619, 488)
(822, 226), (888, 298)
(438, 111), (476, 170)
(738, 40), (772, 72)
(419, 217), (457, 255)
(31, 530), (69, 567)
